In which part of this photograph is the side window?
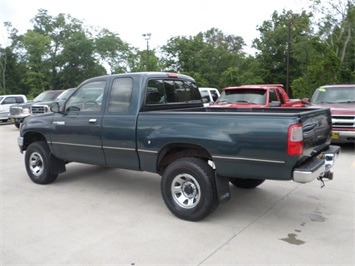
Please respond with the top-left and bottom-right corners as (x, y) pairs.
(108, 77), (133, 113)
(65, 81), (106, 112)
(199, 90), (210, 103)
(2, 97), (16, 104)
(211, 90), (219, 102)
(15, 97), (25, 104)
(269, 89), (278, 102)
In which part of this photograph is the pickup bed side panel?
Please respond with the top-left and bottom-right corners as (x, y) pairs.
(137, 112), (301, 181)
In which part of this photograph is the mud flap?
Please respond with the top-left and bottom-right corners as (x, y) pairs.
(50, 154), (66, 174)
(215, 174), (231, 204)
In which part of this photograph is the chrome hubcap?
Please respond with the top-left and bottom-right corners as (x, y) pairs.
(29, 152), (44, 177)
(171, 174), (201, 209)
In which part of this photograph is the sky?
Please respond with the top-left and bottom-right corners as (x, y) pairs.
(0, 0), (308, 53)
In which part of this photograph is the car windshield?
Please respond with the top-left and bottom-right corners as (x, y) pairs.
(33, 91), (63, 102)
(311, 86), (355, 103)
(217, 89), (266, 104)
(56, 88), (75, 100)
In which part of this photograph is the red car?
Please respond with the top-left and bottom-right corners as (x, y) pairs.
(308, 84), (355, 144)
(210, 84), (305, 108)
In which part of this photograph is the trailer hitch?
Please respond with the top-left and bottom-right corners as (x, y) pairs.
(317, 171), (334, 188)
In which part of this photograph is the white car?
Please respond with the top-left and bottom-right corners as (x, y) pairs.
(198, 87), (220, 107)
(0, 94), (27, 122)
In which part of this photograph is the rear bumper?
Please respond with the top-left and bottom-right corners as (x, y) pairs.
(293, 145), (341, 183)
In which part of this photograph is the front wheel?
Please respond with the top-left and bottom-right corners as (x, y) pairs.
(25, 141), (58, 184)
(161, 157), (219, 221)
(228, 178), (265, 189)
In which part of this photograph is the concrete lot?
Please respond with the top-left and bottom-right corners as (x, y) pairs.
(1, 122), (354, 265)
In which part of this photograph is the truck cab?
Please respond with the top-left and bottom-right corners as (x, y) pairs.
(198, 87), (220, 106)
(0, 94), (27, 122)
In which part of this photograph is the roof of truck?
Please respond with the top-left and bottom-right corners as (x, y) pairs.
(223, 84), (284, 90)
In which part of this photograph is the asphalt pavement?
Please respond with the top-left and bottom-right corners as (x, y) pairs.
(1, 122), (354, 265)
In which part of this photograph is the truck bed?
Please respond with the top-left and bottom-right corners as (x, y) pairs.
(137, 106), (332, 180)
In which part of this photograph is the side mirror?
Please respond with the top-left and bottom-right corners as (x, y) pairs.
(50, 102), (60, 113)
(302, 98), (309, 104)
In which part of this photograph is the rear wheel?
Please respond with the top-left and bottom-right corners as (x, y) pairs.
(161, 157), (219, 221)
(25, 141), (58, 184)
(228, 178), (265, 189)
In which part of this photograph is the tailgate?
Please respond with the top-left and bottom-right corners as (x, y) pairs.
(301, 108), (332, 155)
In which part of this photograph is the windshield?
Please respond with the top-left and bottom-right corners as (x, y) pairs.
(33, 91), (63, 102)
(217, 89), (266, 104)
(311, 85), (355, 103)
(56, 88), (75, 100)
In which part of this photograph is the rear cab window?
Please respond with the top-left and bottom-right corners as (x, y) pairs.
(145, 78), (201, 106)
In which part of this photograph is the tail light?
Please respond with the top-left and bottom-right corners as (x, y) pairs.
(288, 124), (303, 156)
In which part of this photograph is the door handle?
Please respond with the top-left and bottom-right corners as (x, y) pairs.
(88, 119), (97, 123)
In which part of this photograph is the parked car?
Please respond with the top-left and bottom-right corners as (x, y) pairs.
(198, 87), (220, 106)
(18, 72), (340, 221)
(307, 84), (355, 144)
(9, 90), (65, 128)
(210, 84), (306, 108)
(0, 94), (27, 122)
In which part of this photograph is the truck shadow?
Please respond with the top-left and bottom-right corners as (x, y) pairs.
(54, 163), (283, 221)
(336, 143), (354, 152)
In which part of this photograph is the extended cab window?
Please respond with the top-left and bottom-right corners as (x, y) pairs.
(65, 81), (106, 112)
(145, 79), (200, 105)
(108, 77), (133, 113)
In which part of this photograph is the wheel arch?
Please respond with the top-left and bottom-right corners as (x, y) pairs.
(22, 131), (48, 152)
(156, 143), (212, 176)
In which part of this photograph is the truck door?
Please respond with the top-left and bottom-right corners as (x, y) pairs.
(101, 77), (140, 170)
(50, 80), (106, 165)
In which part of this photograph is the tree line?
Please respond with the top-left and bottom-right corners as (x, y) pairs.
(0, 0), (353, 99)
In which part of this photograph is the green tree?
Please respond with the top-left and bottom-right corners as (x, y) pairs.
(309, 0), (354, 83)
(253, 11), (315, 97)
(94, 28), (136, 73)
(160, 28), (259, 89)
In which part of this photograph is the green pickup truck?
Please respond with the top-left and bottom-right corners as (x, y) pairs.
(18, 72), (340, 221)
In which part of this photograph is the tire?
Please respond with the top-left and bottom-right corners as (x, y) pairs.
(161, 157), (219, 221)
(25, 141), (58, 184)
(228, 178), (265, 189)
